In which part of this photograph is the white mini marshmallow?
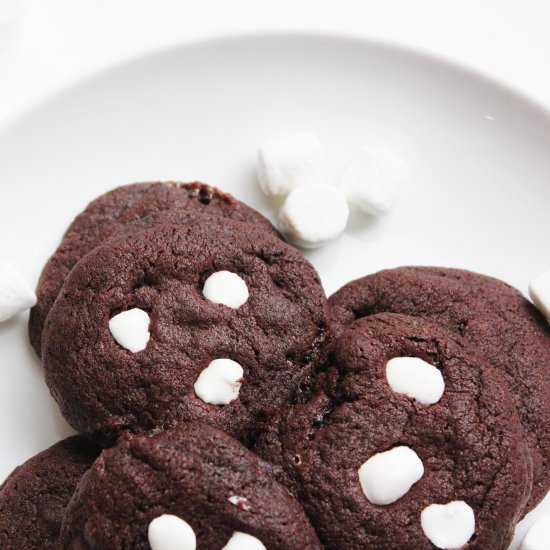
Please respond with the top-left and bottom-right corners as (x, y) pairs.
(358, 446), (424, 505)
(194, 359), (244, 405)
(279, 184), (349, 248)
(0, 262), (36, 322)
(257, 132), (325, 197)
(386, 357), (444, 405)
(421, 501), (475, 549)
(341, 147), (409, 216)
(529, 269), (550, 321)
(203, 271), (249, 309)
(148, 514), (196, 550)
(520, 515), (550, 550)
(222, 532), (266, 550)
(108, 308), (150, 352)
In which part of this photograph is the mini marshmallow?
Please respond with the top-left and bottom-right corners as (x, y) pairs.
(148, 514), (196, 550)
(279, 184), (349, 248)
(257, 132), (325, 197)
(529, 269), (550, 321)
(222, 532), (266, 550)
(108, 308), (150, 353)
(194, 359), (244, 405)
(228, 495), (252, 511)
(203, 271), (249, 309)
(520, 515), (550, 550)
(358, 446), (424, 505)
(0, 262), (36, 322)
(341, 147), (409, 216)
(421, 501), (475, 549)
(386, 357), (444, 405)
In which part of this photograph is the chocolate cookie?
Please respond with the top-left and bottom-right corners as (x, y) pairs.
(42, 222), (327, 442)
(0, 436), (100, 549)
(29, 182), (280, 356)
(328, 266), (550, 511)
(61, 422), (321, 549)
(255, 314), (532, 549)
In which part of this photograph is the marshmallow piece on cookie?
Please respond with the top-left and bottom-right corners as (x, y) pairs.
(222, 532), (266, 550)
(203, 271), (249, 309)
(0, 262), (36, 322)
(386, 357), (444, 405)
(529, 269), (550, 321)
(257, 132), (325, 197)
(108, 308), (150, 352)
(194, 359), (244, 405)
(341, 147), (409, 216)
(520, 515), (550, 550)
(279, 184), (349, 248)
(358, 446), (424, 505)
(228, 495), (252, 511)
(148, 514), (196, 550)
(421, 501), (475, 549)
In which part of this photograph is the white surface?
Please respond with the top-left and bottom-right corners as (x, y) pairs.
(0, 33), (548, 549)
(358, 446), (424, 505)
(0, 261), (36, 322)
(520, 515), (550, 550)
(258, 132), (325, 197)
(108, 308), (151, 353)
(222, 532), (266, 550)
(0, 0), (22, 51)
(279, 184), (349, 248)
(421, 501), (476, 549)
(148, 514), (196, 550)
(341, 147), (409, 216)
(386, 357), (445, 405)
(529, 269), (550, 321)
(2, 1), (550, 124)
(202, 271), (249, 309)
(193, 359), (244, 406)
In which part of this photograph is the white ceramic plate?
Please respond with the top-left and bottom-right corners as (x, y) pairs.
(0, 34), (548, 547)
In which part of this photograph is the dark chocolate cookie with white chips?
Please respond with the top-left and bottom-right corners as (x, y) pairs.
(328, 266), (550, 513)
(29, 181), (280, 357)
(60, 423), (322, 550)
(255, 313), (532, 549)
(0, 436), (100, 549)
(42, 221), (327, 443)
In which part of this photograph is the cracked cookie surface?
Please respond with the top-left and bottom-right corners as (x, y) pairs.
(255, 313), (532, 549)
(30, 182), (280, 356)
(0, 436), (100, 549)
(329, 266), (550, 512)
(42, 221), (327, 442)
(61, 423), (321, 550)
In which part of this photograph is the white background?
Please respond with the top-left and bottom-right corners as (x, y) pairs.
(1, 0), (550, 122)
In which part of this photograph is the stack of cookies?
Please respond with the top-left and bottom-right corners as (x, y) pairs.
(0, 182), (548, 549)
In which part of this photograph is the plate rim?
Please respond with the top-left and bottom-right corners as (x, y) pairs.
(1, 30), (549, 137)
